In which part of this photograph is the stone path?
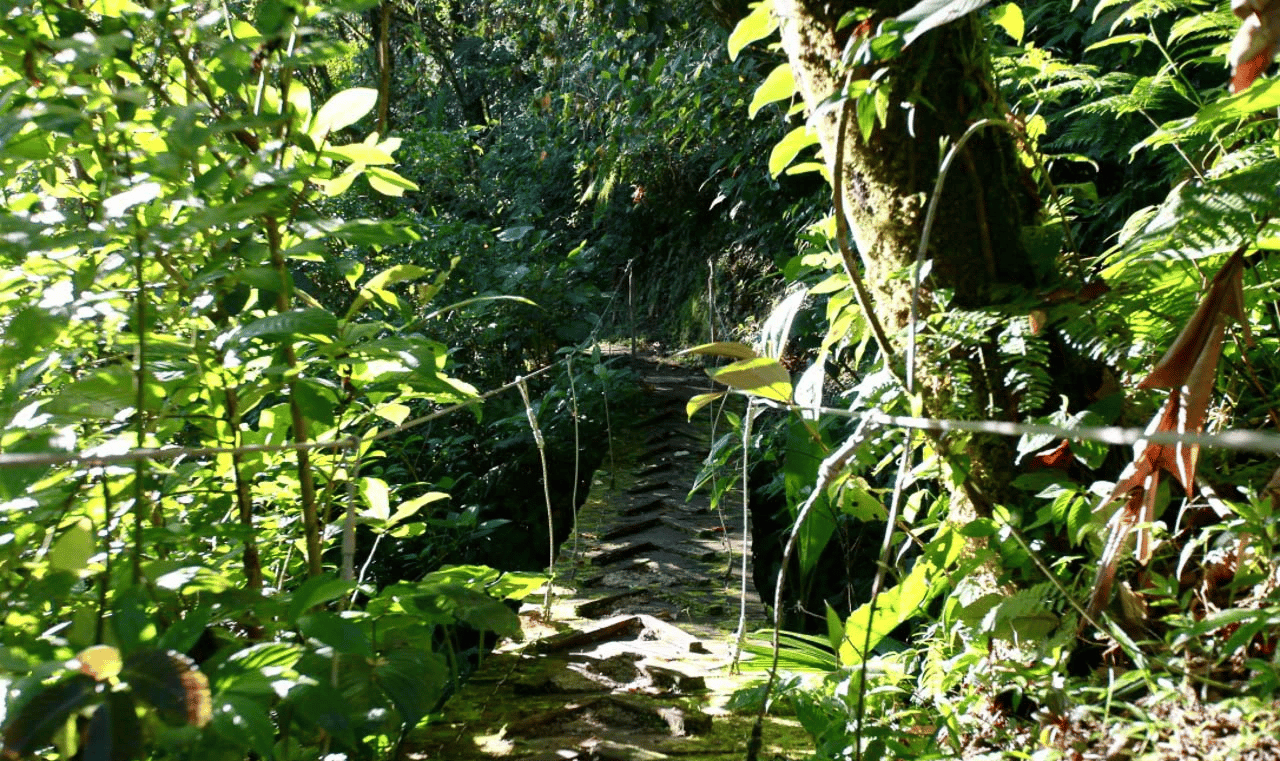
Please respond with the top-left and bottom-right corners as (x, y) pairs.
(405, 358), (803, 761)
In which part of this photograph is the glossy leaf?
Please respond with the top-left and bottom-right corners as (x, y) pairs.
(239, 308), (339, 343)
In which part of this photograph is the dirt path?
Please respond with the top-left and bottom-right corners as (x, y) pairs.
(405, 357), (804, 761)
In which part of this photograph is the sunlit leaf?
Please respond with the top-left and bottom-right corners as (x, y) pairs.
(76, 645), (123, 682)
(728, 0), (778, 61)
(749, 63), (795, 118)
(360, 477), (391, 522)
(347, 264), (433, 319)
(324, 143), (395, 165)
(988, 2), (1024, 42)
(677, 341), (758, 360)
(49, 518), (94, 573)
(687, 391), (727, 418)
(768, 125), (821, 178)
(839, 528), (963, 664)
(385, 491), (449, 528)
(708, 357), (793, 403)
(311, 87), (379, 141)
(366, 166), (419, 196)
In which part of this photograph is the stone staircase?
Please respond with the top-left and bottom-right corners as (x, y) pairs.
(405, 358), (803, 761)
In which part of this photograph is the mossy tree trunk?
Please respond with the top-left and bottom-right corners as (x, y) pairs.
(776, 0), (1046, 514)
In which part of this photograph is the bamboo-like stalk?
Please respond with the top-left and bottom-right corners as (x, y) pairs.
(518, 378), (556, 616)
(225, 386), (263, 590)
(266, 215), (323, 578)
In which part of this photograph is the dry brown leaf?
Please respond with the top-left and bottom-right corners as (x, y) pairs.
(1086, 252), (1250, 622)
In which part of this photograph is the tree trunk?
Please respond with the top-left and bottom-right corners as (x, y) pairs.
(776, 0), (1043, 512)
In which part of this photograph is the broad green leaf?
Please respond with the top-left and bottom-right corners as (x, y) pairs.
(497, 225), (535, 242)
(988, 2), (1023, 43)
(50, 519), (94, 573)
(809, 273), (849, 295)
(769, 125), (821, 178)
(210, 695), (276, 759)
(0, 307), (67, 375)
(239, 308), (339, 342)
(324, 143), (395, 165)
(375, 649), (447, 730)
(785, 162), (826, 176)
(373, 649), (448, 731)
(366, 166), (419, 196)
(298, 612), (372, 658)
(824, 602), (845, 654)
(229, 20), (262, 42)
(310, 87), (378, 141)
(488, 570), (548, 601)
(223, 643), (304, 673)
(417, 584), (520, 636)
(386, 491), (449, 528)
(709, 357), (793, 403)
(287, 575), (356, 623)
(313, 167), (361, 196)
(728, 0), (777, 61)
(355, 477), (390, 524)
(286, 80), (312, 120)
(783, 419), (833, 578)
(748, 63), (795, 118)
(838, 528), (963, 664)
(373, 401), (411, 425)
(326, 218), (420, 247)
(856, 91), (876, 141)
(678, 341), (758, 360)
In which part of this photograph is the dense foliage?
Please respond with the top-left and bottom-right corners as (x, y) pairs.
(2, 0), (1280, 759)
